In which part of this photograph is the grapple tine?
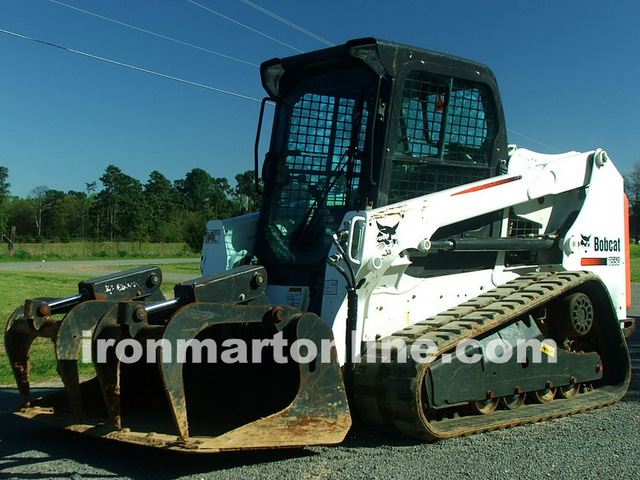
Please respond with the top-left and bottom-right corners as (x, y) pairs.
(83, 265), (274, 439)
(92, 305), (124, 429)
(3, 266), (165, 420)
(54, 300), (122, 420)
(4, 299), (59, 408)
(56, 359), (82, 418)
(5, 314), (36, 408)
(157, 337), (188, 440)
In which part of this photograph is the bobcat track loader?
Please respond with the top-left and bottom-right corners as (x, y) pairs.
(6, 38), (635, 452)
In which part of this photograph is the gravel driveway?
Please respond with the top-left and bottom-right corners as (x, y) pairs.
(0, 277), (637, 479)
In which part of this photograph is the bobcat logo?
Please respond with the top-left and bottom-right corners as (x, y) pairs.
(580, 234), (591, 248)
(376, 221), (399, 247)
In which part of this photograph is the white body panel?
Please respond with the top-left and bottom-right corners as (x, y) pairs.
(201, 148), (628, 364)
(200, 212), (258, 274)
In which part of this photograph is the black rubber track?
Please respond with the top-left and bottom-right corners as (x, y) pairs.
(353, 271), (631, 440)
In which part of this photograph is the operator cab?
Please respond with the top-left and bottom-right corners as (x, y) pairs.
(254, 38), (508, 304)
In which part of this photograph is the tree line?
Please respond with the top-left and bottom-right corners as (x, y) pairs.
(3, 161), (640, 252)
(0, 165), (260, 252)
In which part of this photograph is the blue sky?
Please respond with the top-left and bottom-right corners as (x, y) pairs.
(0, 0), (638, 198)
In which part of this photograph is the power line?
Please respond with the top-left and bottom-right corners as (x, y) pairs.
(507, 128), (562, 153)
(43, 0), (258, 67)
(2, 26), (563, 149)
(238, 0), (334, 46)
(0, 28), (262, 103)
(186, 0), (304, 53)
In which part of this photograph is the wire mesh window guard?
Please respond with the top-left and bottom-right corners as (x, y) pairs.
(390, 71), (496, 203)
(272, 92), (368, 247)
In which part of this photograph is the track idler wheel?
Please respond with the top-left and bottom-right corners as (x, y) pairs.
(552, 292), (594, 338)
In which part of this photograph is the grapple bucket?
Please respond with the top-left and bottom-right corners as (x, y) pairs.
(8, 266), (351, 452)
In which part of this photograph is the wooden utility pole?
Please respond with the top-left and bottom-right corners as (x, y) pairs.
(4, 226), (15, 253)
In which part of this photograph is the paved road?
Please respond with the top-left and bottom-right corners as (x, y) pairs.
(0, 279), (637, 479)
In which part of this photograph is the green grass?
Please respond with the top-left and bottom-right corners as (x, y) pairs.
(0, 241), (198, 262)
(47, 261), (202, 277)
(630, 243), (640, 283)
(0, 270), (187, 386)
(156, 262), (202, 274)
(0, 272), (86, 384)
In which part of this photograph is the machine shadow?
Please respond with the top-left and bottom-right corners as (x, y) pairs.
(0, 388), (315, 480)
(0, 389), (422, 480)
